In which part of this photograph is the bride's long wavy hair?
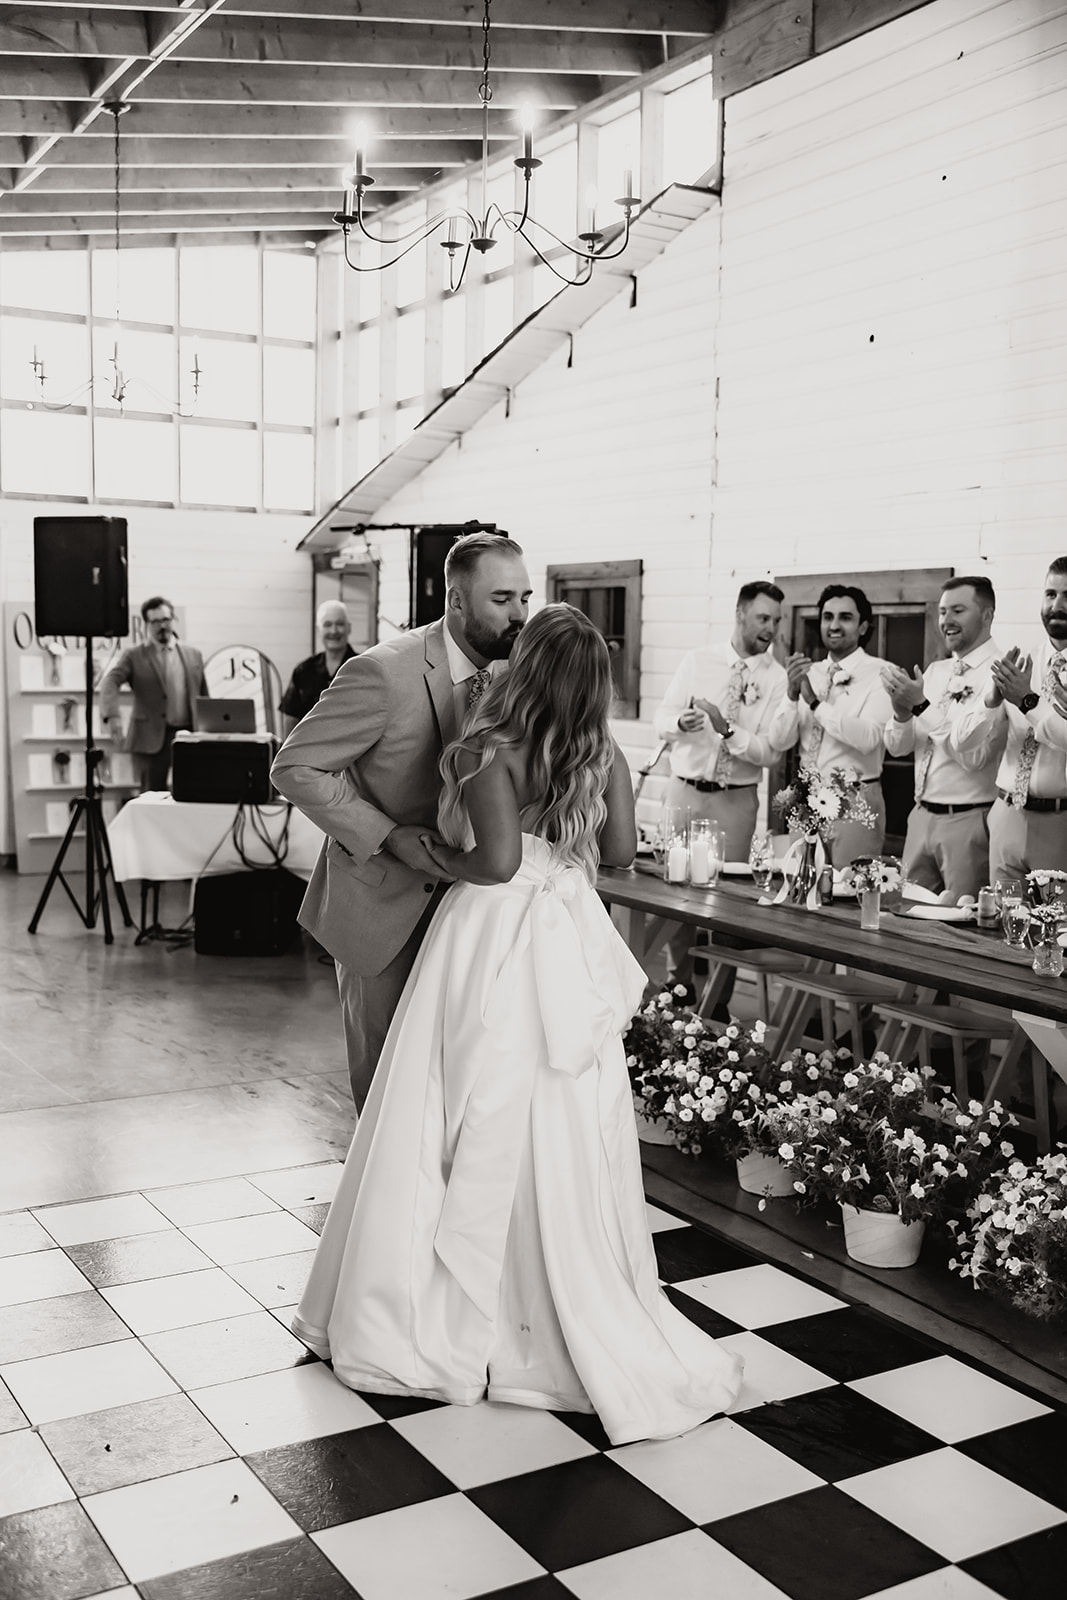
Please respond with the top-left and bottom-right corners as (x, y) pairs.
(438, 604), (616, 878)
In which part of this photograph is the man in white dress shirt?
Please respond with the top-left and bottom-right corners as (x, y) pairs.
(653, 581), (787, 995)
(955, 558), (1067, 889)
(769, 584), (893, 865)
(882, 576), (1005, 900)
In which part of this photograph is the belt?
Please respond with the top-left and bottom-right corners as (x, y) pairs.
(917, 799), (991, 816)
(679, 777), (758, 795)
(997, 788), (1067, 814)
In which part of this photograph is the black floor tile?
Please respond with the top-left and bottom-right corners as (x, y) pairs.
(0, 1289), (130, 1364)
(706, 1484), (943, 1600)
(663, 1282), (744, 1339)
(962, 1521), (1067, 1600)
(470, 1578), (576, 1600)
(245, 1423), (455, 1531)
(467, 1454), (691, 1571)
(292, 1203), (331, 1234)
(0, 1500), (127, 1600)
(138, 1535), (358, 1600)
(755, 1305), (937, 1382)
(732, 1386), (942, 1481)
(652, 1224), (754, 1283)
(548, 1408), (612, 1452)
(355, 1389), (446, 1421)
(957, 1411), (1067, 1514)
(64, 1229), (212, 1288)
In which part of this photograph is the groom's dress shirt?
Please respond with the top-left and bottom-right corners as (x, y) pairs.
(653, 643), (787, 786)
(768, 647), (892, 781)
(956, 640), (1067, 802)
(883, 638), (1003, 803)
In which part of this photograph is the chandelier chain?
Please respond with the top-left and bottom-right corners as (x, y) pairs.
(479, 0), (493, 107)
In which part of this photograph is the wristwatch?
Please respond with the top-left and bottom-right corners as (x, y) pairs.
(1019, 691), (1040, 715)
(722, 723), (734, 742)
(910, 699), (930, 718)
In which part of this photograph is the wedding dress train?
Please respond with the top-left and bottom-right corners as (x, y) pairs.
(292, 834), (744, 1446)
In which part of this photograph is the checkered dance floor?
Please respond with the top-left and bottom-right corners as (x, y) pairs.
(1, 1164), (1063, 1599)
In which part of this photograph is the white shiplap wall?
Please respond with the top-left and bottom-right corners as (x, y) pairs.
(0, 502), (315, 855)
(715, 0), (1067, 654)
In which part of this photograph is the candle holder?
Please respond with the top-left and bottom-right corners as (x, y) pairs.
(661, 804), (690, 885)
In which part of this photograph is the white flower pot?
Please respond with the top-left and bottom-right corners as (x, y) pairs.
(735, 1151), (795, 1197)
(840, 1203), (925, 1268)
(633, 1100), (676, 1145)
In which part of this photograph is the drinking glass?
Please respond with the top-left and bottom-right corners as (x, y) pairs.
(1002, 900), (1031, 948)
(748, 833), (775, 892)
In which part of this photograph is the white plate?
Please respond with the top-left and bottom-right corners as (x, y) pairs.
(898, 904), (977, 922)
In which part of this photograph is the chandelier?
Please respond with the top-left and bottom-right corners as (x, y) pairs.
(31, 103), (202, 414)
(333, 0), (640, 293)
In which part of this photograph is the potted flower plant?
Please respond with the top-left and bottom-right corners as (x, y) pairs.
(847, 855), (903, 930)
(624, 986), (697, 1144)
(947, 1149), (1067, 1323)
(745, 1055), (1016, 1266)
(772, 765), (877, 906)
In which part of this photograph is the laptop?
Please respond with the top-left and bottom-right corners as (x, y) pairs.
(193, 697), (257, 734)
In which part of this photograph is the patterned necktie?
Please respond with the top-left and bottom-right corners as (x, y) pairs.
(712, 659), (746, 782)
(805, 665), (830, 766)
(914, 657), (967, 799)
(1012, 655), (1059, 807)
(466, 667), (491, 713)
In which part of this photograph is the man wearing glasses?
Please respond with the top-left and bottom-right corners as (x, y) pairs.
(100, 596), (207, 791)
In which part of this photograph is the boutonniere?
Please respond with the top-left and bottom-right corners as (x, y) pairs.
(828, 666), (852, 690)
(741, 680), (761, 706)
(946, 683), (974, 704)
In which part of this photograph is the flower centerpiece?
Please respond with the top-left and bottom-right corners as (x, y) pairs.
(1026, 903), (1066, 977)
(847, 856), (903, 929)
(1026, 869), (1067, 906)
(772, 765), (877, 907)
(948, 1150), (1067, 1323)
(742, 1055), (1016, 1265)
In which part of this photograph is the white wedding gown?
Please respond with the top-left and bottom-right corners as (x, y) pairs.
(292, 833), (744, 1446)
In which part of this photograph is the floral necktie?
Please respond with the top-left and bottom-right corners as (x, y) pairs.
(914, 658), (967, 799)
(805, 665), (831, 766)
(1012, 655), (1059, 807)
(712, 659), (746, 782)
(467, 667), (491, 713)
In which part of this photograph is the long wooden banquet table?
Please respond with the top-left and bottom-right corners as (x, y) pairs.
(596, 861), (1067, 1095)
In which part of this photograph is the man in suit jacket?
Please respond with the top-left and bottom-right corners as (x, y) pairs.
(99, 596), (207, 791)
(272, 533), (531, 1110)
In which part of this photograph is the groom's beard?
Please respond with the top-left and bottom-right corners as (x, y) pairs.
(463, 618), (524, 661)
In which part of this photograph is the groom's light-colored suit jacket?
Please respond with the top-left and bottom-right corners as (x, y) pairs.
(270, 618), (460, 976)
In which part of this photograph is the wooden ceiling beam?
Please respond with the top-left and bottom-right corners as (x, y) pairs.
(0, 208), (350, 234)
(20, 166), (429, 193)
(34, 138), (477, 168)
(0, 102), (519, 138)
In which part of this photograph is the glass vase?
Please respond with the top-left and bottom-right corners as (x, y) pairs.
(859, 888), (881, 931)
(1032, 932), (1064, 978)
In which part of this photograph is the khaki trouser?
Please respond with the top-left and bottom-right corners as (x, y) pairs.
(664, 776), (759, 988)
(988, 795), (1067, 894)
(901, 802), (992, 902)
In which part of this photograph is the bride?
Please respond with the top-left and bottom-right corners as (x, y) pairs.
(292, 604), (743, 1445)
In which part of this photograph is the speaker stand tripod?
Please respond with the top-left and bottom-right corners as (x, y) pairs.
(28, 638), (133, 944)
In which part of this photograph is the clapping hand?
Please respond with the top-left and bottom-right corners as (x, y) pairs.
(692, 696), (731, 737)
(785, 653), (814, 703)
(881, 663), (926, 719)
(988, 647), (1033, 709)
(1049, 679), (1067, 722)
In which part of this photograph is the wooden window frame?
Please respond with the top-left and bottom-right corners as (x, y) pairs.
(546, 559), (642, 718)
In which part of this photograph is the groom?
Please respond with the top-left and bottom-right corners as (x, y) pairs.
(272, 532), (531, 1110)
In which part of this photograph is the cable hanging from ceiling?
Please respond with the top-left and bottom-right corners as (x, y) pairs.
(332, 0), (640, 293)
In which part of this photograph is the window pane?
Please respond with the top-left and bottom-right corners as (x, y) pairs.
(357, 414), (382, 473)
(596, 107), (640, 213)
(395, 211), (427, 308)
(441, 294), (466, 389)
(483, 170), (515, 270)
(181, 336), (259, 421)
(1, 409), (89, 496)
(180, 426), (258, 505)
(0, 250), (87, 315)
(482, 277), (513, 355)
(92, 247), (175, 325)
(263, 251), (316, 340)
(532, 262), (561, 311)
(396, 309), (425, 400)
(180, 247), (258, 334)
(95, 416), (176, 501)
(396, 401), (421, 442)
(356, 239), (381, 320)
(663, 72), (718, 184)
(92, 327), (178, 413)
(1, 315), (89, 404)
(263, 430), (314, 510)
(358, 324), (380, 410)
(531, 139), (577, 252)
(264, 345), (315, 425)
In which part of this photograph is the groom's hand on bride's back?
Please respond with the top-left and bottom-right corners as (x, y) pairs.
(383, 825), (455, 879)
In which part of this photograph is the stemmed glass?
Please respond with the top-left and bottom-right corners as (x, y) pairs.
(748, 833), (775, 893)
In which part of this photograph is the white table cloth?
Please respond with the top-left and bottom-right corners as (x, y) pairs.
(106, 792), (324, 883)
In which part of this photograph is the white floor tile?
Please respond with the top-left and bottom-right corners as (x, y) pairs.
(0, 1338), (178, 1424)
(863, 1567), (1008, 1598)
(32, 1194), (170, 1246)
(558, 1528), (792, 1600)
(608, 1414), (824, 1523)
(248, 1162), (343, 1208)
(313, 1492), (544, 1600)
(147, 1177), (281, 1226)
(190, 1360), (379, 1453)
(226, 1249), (315, 1307)
(0, 1428), (76, 1516)
(645, 1203), (690, 1233)
(82, 1457), (301, 1583)
(0, 1378), (27, 1434)
(392, 1400), (597, 1489)
(717, 1332), (837, 1412)
(840, 1447), (1067, 1563)
(143, 1310), (310, 1390)
(0, 1211), (53, 1258)
(0, 1248), (90, 1308)
(183, 1210), (320, 1265)
(849, 1356), (1051, 1443)
(673, 1263), (847, 1329)
(101, 1268), (261, 1335)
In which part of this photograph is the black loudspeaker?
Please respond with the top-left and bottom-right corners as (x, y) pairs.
(193, 869), (305, 956)
(34, 516), (129, 637)
(410, 523), (507, 627)
(171, 734), (275, 804)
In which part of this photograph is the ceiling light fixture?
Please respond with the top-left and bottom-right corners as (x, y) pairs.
(332, 0), (640, 293)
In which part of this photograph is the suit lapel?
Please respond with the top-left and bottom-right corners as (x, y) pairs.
(424, 619), (458, 749)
